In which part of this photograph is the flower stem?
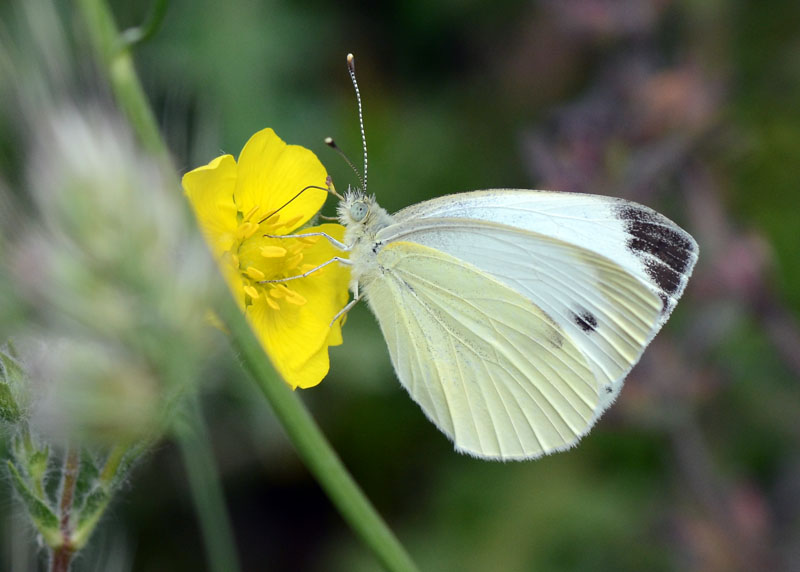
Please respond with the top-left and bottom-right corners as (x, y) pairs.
(75, 0), (168, 158)
(119, 0), (170, 48)
(50, 548), (73, 572)
(218, 295), (419, 572)
(176, 393), (242, 572)
(52, 445), (80, 572)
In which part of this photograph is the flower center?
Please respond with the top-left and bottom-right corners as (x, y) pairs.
(229, 207), (320, 311)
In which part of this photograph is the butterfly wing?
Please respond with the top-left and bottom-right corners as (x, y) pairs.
(365, 240), (599, 460)
(389, 189), (699, 319)
(377, 216), (665, 414)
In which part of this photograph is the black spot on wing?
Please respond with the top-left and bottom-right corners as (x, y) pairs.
(571, 308), (598, 333)
(617, 205), (695, 272)
(616, 204), (696, 299)
(548, 330), (564, 349)
(643, 258), (682, 296)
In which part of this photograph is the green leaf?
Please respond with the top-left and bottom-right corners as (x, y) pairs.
(77, 487), (108, 526)
(73, 487), (109, 549)
(108, 446), (139, 491)
(74, 449), (100, 508)
(73, 444), (141, 550)
(6, 461), (62, 547)
(0, 347), (25, 423)
(11, 427), (50, 498)
(0, 345), (24, 379)
(0, 382), (21, 423)
(28, 446), (50, 480)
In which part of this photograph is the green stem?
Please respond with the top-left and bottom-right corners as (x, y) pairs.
(75, 0), (168, 158)
(218, 295), (419, 572)
(119, 0), (170, 48)
(176, 393), (242, 572)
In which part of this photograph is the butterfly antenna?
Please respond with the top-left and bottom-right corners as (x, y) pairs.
(258, 184), (331, 224)
(324, 136), (364, 191)
(347, 53), (368, 192)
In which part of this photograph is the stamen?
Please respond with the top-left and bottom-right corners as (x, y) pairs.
(260, 245), (287, 258)
(238, 221), (259, 239)
(263, 212), (281, 226)
(243, 205), (260, 222)
(266, 297), (280, 310)
(285, 252), (304, 268)
(243, 285), (260, 299)
(283, 289), (307, 306)
(246, 267), (266, 281)
(299, 235), (321, 244)
(281, 214), (303, 230)
(269, 286), (285, 299)
(287, 243), (305, 256)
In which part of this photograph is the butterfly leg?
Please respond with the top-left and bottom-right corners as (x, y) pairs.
(257, 256), (352, 284)
(263, 231), (349, 252)
(329, 291), (362, 327)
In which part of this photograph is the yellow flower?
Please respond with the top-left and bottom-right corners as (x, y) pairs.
(182, 128), (350, 389)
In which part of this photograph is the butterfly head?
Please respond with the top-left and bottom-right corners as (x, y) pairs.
(338, 189), (372, 224)
(338, 189), (393, 239)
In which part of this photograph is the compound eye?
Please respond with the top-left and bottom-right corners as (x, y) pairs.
(350, 201), (368, 222)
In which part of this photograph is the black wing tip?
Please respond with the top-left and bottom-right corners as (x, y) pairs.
(615, 203), (698, 311)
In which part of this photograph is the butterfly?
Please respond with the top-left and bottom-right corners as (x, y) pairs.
(281, 55), (698, 460)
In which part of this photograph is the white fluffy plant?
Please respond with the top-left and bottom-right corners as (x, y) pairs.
(0, 105), (218, 570)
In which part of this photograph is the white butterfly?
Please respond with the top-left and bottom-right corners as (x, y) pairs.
(275, 55), (699, 460)
(333, 187), (697, 461)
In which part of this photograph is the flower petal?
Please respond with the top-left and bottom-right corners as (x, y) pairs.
(285, 223), (350, 352)
(182, 154), (239, 256)
(219, 252), (247, 309)
(234, 128), (328, 232)
(246, 223), (350, 388)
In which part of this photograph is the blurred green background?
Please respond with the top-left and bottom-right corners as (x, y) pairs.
(3, 0), (800, 570)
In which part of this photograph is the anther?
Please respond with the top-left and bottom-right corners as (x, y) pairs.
(260, 245), (287, 258)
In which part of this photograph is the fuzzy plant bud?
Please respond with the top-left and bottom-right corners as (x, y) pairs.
(5, 105), (220, 444)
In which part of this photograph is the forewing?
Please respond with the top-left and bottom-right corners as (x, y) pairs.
(365, 240), (599, 460)
(377, 217), (665, 413)
(388, 189), (698, 319)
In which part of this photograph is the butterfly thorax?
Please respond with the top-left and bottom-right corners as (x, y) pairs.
(338, 189), (394, 290)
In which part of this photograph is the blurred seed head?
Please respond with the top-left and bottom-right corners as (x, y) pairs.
(22, 336), (162, 443)
(2, 102), (221, 444)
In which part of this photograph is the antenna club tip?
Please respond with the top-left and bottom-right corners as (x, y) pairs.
(324, 136), (334, 145)
(346, 53), (354, 63)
